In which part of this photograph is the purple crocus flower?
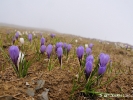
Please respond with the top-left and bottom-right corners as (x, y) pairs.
(67, 44), (72, 53)
(98, 53), (110, 75)
(40, 45), (46, 54)
(56, 42), (63, 48)
(9, 45), (19, 70)
(12, 36), (16, 44)
(40, 37), (45, 46)
(15, 32), (19, 40)
(86, 47), (92, 55)
(57, 47), (63, 65)
(89, 43), (93, 49)
(85, 61), (93, 80)
(76, 46), (84, 66)
(86, 55), (94, 63)
(46, 44), (53, 59)
(63, 43), (67, 49)
(50, 34), (55, 38)
(76, 46), (84, 60)
(28, 34), (32, 42)
(55, 42), (63, 51)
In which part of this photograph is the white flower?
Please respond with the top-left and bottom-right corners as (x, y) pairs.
(19, 38), (24, 44)
(85, 44), (88, 48)
(33, 33), (36, 36)
(75, 39), (78, 43)
(17, 51), (24, 70)
(25, 31), (28, 35)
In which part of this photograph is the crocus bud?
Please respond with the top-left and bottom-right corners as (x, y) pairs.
(57, 47), (63, 65)
(28, 34), (32, 42)
(9, 45), (19, 70)
(15, 32), (19, 40)
(12, 36), (16, 44)
(50, 34), (55, 38)
(86, 47), (92, 55)
(86, 55), (94, 63)
(89, 43), (93, 49)
(67, 44), (72, 53)
(76, 46), (84, 66)
(40, 45), (46, 54)
(85, 61), (93, 80)
(55, 42), (63, 51)
(46, 44), (53, 59)
(40, 37), (45, 46)
(19, 38), (24, 44)
(63, 43), (67, 49)
(76, 46), (84, 60)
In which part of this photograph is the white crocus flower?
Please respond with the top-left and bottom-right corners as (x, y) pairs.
(75, 39), (78, 43)
(85, 44), (88, 48)
(17, 51), (24, 70)
(19, 38), (24, 44)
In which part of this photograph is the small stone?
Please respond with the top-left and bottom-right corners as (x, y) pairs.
(26, 82), (30, 86)
(26, 88), (35, 97)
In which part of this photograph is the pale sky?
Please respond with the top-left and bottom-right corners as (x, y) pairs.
(0, 0), (133, 44)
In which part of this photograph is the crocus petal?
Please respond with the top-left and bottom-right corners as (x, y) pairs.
(98, 66), (106, 75)
(17, 51), (24, 70)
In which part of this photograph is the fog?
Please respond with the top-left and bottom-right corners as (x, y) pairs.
(0, 0), (133, 44)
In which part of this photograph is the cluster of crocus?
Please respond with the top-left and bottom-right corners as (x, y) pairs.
(98, 53), (110, 75)
(46, 44), (53, 59)
(9, 45), (30, 78)
(28, 34), (32, 42)
(76, 46), (84, 66)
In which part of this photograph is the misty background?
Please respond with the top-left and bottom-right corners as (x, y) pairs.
(0, 0), (133, 45)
